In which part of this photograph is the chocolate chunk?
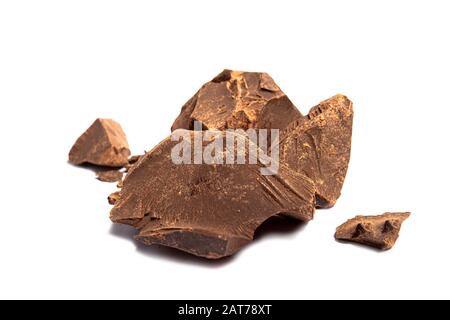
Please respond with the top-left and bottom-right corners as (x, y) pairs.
(128, 155), (142, 165)
(280, 95), (353, 208)
(124, 154), (144, 172)
(108, 192), (121, 205)
(69, 118), (130, 167)
(171, 70), (302, 131)
(110, 130), (316, 259)
(335, 212), (410, 250)
(171, 74), (352, 208)
(96, 170), (123, 183)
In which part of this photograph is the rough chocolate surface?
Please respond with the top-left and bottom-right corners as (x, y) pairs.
(67, 72), (359, 259)
(96, 170), (123, 183)
(280, 95), (353, 208)
(171, 71), (352, 209)
(69, 118), (130, 167)
(335, 212), (410, 250)
(171, 70), (302, 131)
(110, 130), (316, 259)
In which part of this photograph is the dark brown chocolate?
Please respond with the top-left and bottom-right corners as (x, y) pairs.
(110, 131), (316, 259)
(128, 155), (142, 164)
(69, 118), (130, 167)
(280, 95), (353, 208)
(96, 170), (123, 183)
(335, 212), (410, 250)
(171, 70), (302, 131)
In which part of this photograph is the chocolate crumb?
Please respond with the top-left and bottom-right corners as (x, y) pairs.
(108, 192), (121, 205)
(96, 170), (123, 183)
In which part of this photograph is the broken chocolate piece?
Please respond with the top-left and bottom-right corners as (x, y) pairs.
(335, 212), (410, 250)
(110, 130), (316, 259)
(96, 170), (123, 183)
(280, 94), (353, 208)
(171, 70), (302, 131)
(171, 72), (352, 208)
(124, 154), (144, 172)
(128, 155), (142, 165)
(108, 191), (121, 205)
(69, 118), (130, 167)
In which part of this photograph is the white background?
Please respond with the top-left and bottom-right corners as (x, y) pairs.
(1, 0), (449, 300)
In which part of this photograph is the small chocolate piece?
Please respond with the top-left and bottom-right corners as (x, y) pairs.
(108, 192), (121, 205)
(335, 212), (410, 250)
(110, 130), (316, 259)
(96, 170), (123, 183)
(171, 70), (302, 131)
(280, 95), (353, 208)
(128, 155), (142, 165)
(69, 118), (130, 167)
(124, 154), (144, 172)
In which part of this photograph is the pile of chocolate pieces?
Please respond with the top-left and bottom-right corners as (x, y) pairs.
(69, 70), (410, 259)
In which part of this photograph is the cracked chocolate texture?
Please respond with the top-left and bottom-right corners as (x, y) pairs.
(171, 70), (302, 132)
(110, 130), (316, 259)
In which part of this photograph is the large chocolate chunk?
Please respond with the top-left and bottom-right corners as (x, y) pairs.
(69, 118), (130, 167)
(110, 130), (316, 259)
(171, 70), (302, 131)
(280, 95), (353, 208)
(335, 212), (410, 250)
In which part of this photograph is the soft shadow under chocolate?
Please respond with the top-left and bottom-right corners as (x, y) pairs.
(253, 215), (307, 241)
(109, 224), (235, 267)
(109, 215), (308, 266)
(334, 238), (385, 252)
(68, 162), (123, 173)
